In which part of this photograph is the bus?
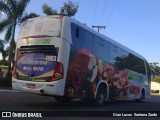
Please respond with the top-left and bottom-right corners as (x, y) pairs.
(12, 15), (151, 106)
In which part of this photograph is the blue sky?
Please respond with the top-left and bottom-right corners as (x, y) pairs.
(1, 0), (160, 64)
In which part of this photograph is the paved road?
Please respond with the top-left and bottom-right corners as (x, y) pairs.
(0, 90), (160, 111)
(0, 90), (160, 112)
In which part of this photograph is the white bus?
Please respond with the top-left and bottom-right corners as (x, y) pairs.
(12, 15), (151, 106)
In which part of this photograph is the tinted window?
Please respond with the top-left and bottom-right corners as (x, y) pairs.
(71, 23), (93, 51)
(84, 30), (93, 50)
(114, 49), (129, 70)
(109, 44), (121, 64)
(125, 54), (146, 74)
(104, 39), (110, 61)
(146, 62), (151, 83)
(93, 36), (107, 60)
(71, 23), (83, 50)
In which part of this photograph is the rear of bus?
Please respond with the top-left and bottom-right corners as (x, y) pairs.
(12, 16), (70, 97)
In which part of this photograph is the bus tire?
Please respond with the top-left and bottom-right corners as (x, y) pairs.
(54, 96), (72, 102)
(94, 85), (107, 106)
(135, 90), (145, 102)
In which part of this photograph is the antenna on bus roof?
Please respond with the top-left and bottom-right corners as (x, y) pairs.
(92, 25), (106, 33)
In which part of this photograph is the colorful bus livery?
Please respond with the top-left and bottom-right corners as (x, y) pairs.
(15, 45), (58, 82)
(12, 16), (151, 106)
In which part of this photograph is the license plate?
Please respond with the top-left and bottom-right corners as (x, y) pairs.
(26, 83), (36, 89)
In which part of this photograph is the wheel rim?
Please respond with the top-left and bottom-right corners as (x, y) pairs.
(140, 92), (144, 100)
(98, 92), (105, 104)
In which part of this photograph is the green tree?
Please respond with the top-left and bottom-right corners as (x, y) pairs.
(150, 62), (159, 68)
(19, 12), (39, 25)
(42, 0), (78, 17)
(42, 3), (58, 15)
(150, 62), (160, 75)
(155, 66), (160, 75)
(0, 39), (8, 61)
(60, 0), (78, 17)
(0, 0), (37, 75)
(0, 12), (2, 19)
(0, 60), (9, 66)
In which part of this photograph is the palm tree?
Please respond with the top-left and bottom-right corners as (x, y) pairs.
(19, 12), (39, 25)
(0, 0), (31, 75)
(0, 39), (7, 61)
(0, 12), (2, 19)
(42, 0), (78, 17)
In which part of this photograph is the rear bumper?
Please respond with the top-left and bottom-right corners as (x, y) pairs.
(12, 77), (65, 96)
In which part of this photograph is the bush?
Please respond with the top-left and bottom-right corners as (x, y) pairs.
(0, 77), (12, 87)
(151, 76), (160, 83)
(0, 60), (9, 66)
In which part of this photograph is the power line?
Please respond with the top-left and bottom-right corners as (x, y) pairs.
(99, 0), (108, 25)
(92, 0), (99, 25)
(105, 0), (119, 26)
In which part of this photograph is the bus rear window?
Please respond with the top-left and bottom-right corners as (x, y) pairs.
(15, 45), (58, 82)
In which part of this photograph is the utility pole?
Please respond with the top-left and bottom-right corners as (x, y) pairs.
(92, 25), (106, 33)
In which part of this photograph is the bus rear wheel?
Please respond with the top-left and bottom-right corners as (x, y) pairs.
(94, 85), (107, 106)
(135, 90), (145, 102)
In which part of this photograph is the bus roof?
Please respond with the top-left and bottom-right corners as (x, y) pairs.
(22, 15), (147, 61)
(63, 16), (147, 61)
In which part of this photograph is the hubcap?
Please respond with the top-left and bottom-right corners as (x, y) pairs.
(99, 94), (104, 104)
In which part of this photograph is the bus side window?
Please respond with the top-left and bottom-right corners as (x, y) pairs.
(109, 44), (120, 64)
(128, 54), (146, 75)
(105, 40), (109, 61)
(146, 62), (151, 83)
(76, 27), (79, 38)
(93, 37), (108, 61)
(71, 23), (82, 50)
(84, 30), (93, 51)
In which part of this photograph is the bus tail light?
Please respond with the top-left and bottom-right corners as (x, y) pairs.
(12, 61), (17, 78)
(52, 62), (63, 81)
